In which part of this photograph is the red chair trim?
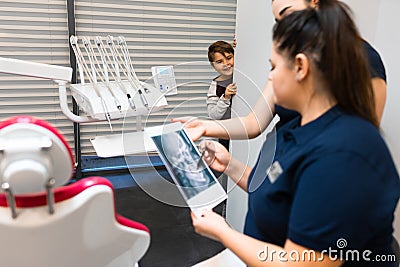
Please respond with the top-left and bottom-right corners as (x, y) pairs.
(0, 116), (75, 169)
(0, 176), (149, 233)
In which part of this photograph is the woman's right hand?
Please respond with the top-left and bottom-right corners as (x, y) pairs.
(199, 140), (231, 173)
(171, 117), (206, 141)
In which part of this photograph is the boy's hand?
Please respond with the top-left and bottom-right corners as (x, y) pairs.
(224, 82), (237, 100)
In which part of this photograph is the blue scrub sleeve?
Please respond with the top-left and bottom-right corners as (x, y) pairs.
(364, 41), (387, 82)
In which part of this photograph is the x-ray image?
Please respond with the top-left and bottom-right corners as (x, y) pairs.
(147, 123), (227, 217)
(151, 129), (215, 200)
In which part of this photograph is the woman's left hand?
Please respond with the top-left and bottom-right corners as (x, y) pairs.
(191, 209), (231, 242)
(199, 140), (231, 173)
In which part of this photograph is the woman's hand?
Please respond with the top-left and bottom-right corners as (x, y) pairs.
(223, 82), (237, 100)
(191, 210), (231, 242)
(171, 117), (206, 141)
(199, 140), (231, 173)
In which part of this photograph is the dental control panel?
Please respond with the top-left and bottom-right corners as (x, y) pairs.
(151, 65), (177, 96)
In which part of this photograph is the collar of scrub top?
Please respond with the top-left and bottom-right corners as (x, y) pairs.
(281, 105), (342, 144)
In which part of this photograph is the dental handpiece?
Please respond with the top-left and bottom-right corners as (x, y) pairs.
(83, 37), (121, 111)
(96, 36), (136, 111)
(138, 89), (148, 108)
(126, 93), (136, 110)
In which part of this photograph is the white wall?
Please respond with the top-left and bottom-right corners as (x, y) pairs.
(343, 0), (400, 241)
(227, 0), (274, 231)
(231, 0), (400, 239)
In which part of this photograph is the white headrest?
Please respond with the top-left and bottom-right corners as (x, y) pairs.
(0, 116), (74, 194)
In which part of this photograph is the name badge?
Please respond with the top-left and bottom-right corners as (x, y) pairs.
(266, 161), (283, 184)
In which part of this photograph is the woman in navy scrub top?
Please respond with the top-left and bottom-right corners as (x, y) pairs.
(172, 0), (387, 142)
(191, 2), (400, 267)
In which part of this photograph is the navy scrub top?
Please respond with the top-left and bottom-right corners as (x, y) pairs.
(244, 106), (400, 266)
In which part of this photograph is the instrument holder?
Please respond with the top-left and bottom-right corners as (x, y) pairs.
(64, 35), (168, 129)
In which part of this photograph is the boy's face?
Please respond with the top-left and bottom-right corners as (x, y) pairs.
(271, 0), (310, 21)
(211, 52), (234, 77)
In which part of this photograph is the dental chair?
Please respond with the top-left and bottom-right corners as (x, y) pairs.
(0, 116), (150, 267)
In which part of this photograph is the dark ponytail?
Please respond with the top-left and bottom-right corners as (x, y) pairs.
(273, 0), (378, 128)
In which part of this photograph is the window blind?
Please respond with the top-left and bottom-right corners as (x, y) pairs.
(0, 0), (74, 147)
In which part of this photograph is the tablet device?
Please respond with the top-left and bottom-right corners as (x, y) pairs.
(145, 122), (227, 217)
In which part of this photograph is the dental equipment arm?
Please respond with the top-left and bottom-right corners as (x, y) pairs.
(0, 56), (107, 124)
(0, 57), (72, 82)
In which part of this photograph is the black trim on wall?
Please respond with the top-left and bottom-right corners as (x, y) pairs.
(66, 0), (82, 179)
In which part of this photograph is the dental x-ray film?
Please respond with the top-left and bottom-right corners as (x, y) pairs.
(145, 122), (227, 217)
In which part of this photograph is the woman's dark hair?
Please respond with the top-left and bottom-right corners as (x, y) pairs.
(273, 0), (378, 128)
(208, 41), (234, 63)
